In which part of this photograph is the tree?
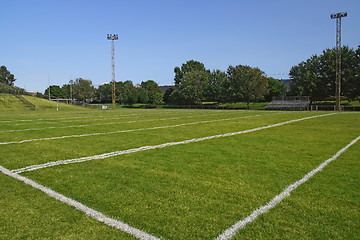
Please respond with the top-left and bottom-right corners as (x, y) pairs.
(137, 88), (149, 103)
(72, 78), (96, 102)
(97, 83), (112, 103)
(61, 84), (71, 99)
(173, 60), (210, 104)
(169, 90), (186, 104)
(116, 80), (139, 105)
(290, 46), (360, 101)
(44, 85), (67, 99)
(125, 89), (138, 105)
(290, 53), (331, 101)
(227, 65), (268, 109)
(206, 69), (228, 103)
(174, 60), (208, 86)
(140, 80), (163, 105)
(163, 88), (174, 103)
(341, 45), (360, 100)
(0, 66), (16, 86)
(179, 70), (209, 104)
(264, 77), (287, 102)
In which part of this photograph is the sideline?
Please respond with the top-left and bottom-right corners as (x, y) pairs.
(215, 134), (360, 240)
(0, 165), (160, 240)
(0, 114), (265, 145)
(0, 111), (244, 132)
(12, 113), (336, 174)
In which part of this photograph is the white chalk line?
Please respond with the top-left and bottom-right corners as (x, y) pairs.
(215, 134), (360, 240)
(0, 114), (270, 145)
(11, 113), (336, 174)
(0, 116), (183, 132)
(0, 165), (160, 240)
(0, 111), (178, 126)
(0, 113), (139, 123)
(1, 108), (240, 125)
(0, 111), (261, 133)
(0, 110), (184, 124)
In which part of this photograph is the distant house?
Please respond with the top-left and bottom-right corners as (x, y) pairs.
(159, 85), (178, 95)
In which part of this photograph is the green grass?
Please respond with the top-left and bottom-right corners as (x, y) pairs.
(0, 93), (29, 111)
(0, 108), (359, 239)
(22, 95), (89, 111)
(0, 93), (89, 112)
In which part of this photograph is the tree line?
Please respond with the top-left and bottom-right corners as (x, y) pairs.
(2, 45), (359, 106)
(289, 45), (360, 102)
(42, 61), (286, 109)
(43, 79), (164, 105)
(167, 60), (286, 108)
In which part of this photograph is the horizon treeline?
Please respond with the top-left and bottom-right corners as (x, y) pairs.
(3, 45), (358, 106)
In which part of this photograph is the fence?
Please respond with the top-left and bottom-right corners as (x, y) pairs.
(161, 105), (246, 110)
(310, 105), (360, 111)
(83, 103), (111, 110)
(273, 96), (310, 101)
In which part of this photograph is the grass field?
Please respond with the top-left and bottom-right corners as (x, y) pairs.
(1, 106), (359, 239)
(0, 94), (28, 111)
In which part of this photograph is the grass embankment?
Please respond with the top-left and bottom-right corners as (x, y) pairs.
(0, 93), (87, 112)
(0, 109), (359, 239)
(22, 95), (87, 111)
(0, 93), (28, 111)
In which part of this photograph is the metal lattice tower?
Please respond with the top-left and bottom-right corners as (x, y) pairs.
(107, 34), (118, 110)
(330, 12), (347, 111)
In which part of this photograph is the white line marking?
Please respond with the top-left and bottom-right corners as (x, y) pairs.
(0, 113), (164, 126)
(0, 112), (244, 132)
(0, 115), (264, 145)
(0, 110), (234, 125)
(12, 113), (336, 174)
(0, 111), (178, 124)
(215, 134), (360, 240)
(0, 165), (160, 240)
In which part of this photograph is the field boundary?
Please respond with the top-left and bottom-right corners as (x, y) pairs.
(216, 134), (360, 240)
(0, 165), (160, 240)
(0, 111), (247, 132)
(0, 114), (266, 145)
(12, 113), (336, 174)
(0, 110), (237, 124)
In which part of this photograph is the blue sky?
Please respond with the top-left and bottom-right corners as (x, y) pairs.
(1, 0), (359, 93)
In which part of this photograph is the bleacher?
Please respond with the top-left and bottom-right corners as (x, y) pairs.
(264, 96), (310, 111)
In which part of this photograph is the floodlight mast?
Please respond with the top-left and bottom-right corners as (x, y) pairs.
(330, 12), (347, 111)
(107, 34), (118, 110)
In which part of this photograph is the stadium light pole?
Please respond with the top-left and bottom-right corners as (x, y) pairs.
(330, 12), (347, 111)
(48, 74), (51, 100)
(107, 34), (118, 110)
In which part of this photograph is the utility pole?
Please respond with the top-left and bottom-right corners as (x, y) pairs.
(107, 34), (118, 110)
(330, 12), (347, 111)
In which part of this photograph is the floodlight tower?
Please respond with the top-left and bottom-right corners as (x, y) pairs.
(107, 34), (118, 110)
(330, 12), (347, 111)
